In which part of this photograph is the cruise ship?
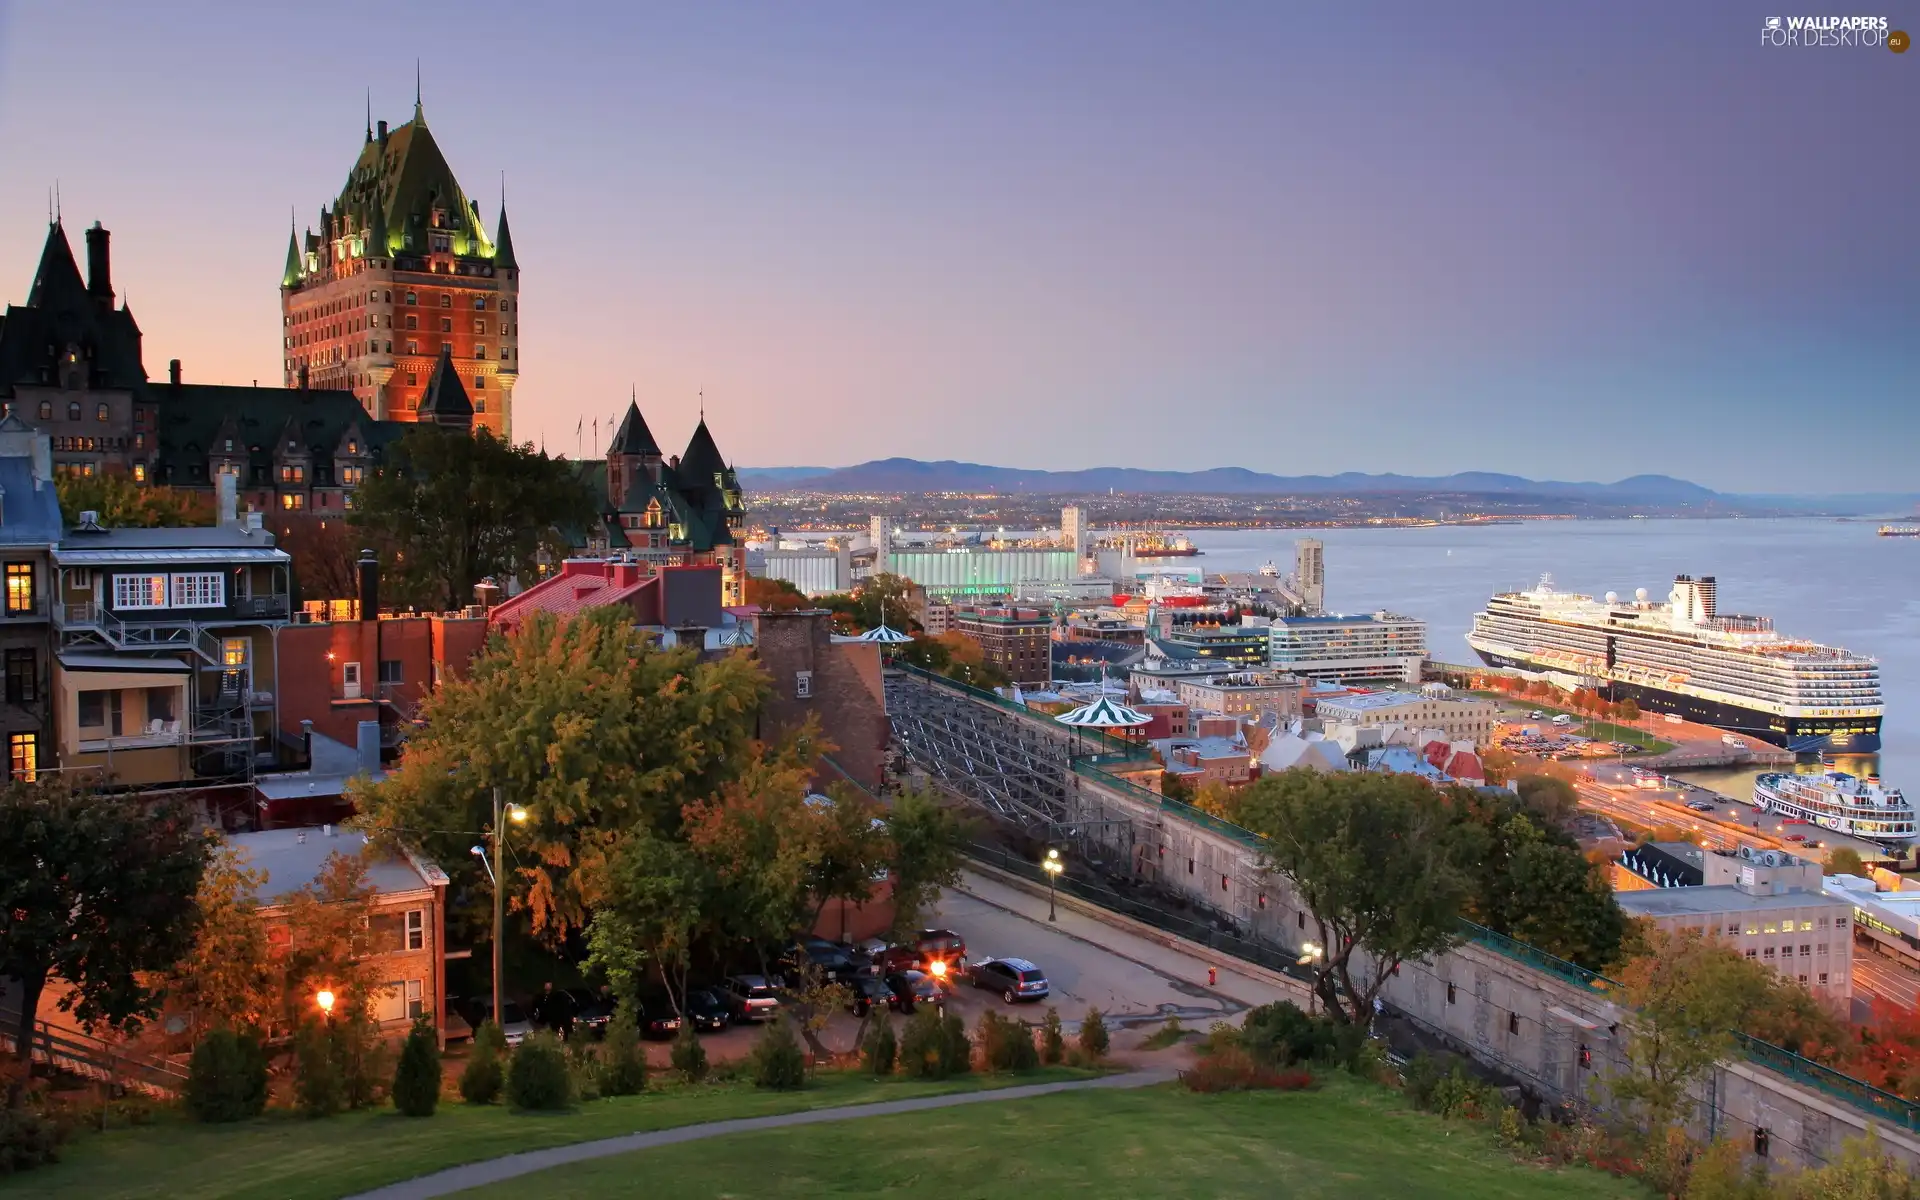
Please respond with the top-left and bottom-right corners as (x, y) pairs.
(1467, 574), (1882, 754)
(1754, 771), (1913, 844)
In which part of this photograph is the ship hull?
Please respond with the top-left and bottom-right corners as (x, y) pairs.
(1470, 647), (1883, 755)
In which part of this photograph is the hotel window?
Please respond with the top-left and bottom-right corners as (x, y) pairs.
(475, 346), (487, 360)
(342, 465), (364, 486)
(279, 465), (305, 484)
(113, 574), (166, 609)
(8, 732), (35, 782)
(473, 376), (485, 389)
(407, 340), (420, 356)
(36, 401), (50, 420)
(96, 402), (108, 422)
(4, 563), (34, 615)
(440, 318), (451, 333)
(132, 463), (146, 481)
(67, 402), (80, 421)
(473, 319), (486, 334)
(170, 573), (224, 608)
(4, 648), (36, 703)
(405, 315), (417, 330)
(439, 294), (451, 308)
(281, 493), (306, 511)
(405, 291), (416, 305)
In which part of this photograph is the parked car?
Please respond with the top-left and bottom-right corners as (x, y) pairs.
(1686, 800), (1716, 813)
(683, 987), (732, 1033)
(633, 993), (683, 1039)
(1528, 710), (1545, 719)
(847, 974), (895, 1017)
(461, 996), (535, 1046)
(884, 970), (941, 1013)
(722, 974), (782, 1023)
(780, 938), (863, 983)
(966, 957), (1050, 1004)
(568, 987), (617, 1039)
(916, 928), (968, 969)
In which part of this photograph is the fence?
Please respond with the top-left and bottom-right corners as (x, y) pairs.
(0, 1005), (188, 1097)
(892, 663), (1149, 761)
(1732, 1032), (1920, 1133)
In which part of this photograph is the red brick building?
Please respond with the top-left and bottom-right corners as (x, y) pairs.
(952, 605), (1052, 685)
(281, 96), (519, 437)
(754, 609), (888, 793)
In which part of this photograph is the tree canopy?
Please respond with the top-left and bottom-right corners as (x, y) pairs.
(348, 425), (598, 612)
(744, 576), (809, 612)
(56, 474), (208, 528)
(0, 781), (212, 1059)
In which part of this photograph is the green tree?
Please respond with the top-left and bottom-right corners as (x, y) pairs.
(391, 1015), (441, 1117)
(752, 1016), (808, 1090)
(356, 605), (768, 940)
(1615, 927), (1783, 1127)
(1237, 770), (1481, 1026)
(0, 782), (211, 1060)
(895, 634), (952, 675)
(294, 1022), (344, 1118)
(862, 1016), (897, 1076)
(506, 1032), (573, 1110)
(1512, 774), (1580, 829)
(670, 1022), (708, 1083)
(588, 833), (712, 1016)
(184, 1029), (268, 1123)
(1465, 798), (1625, 971)
(56, 474), (208, 528)
(1041, 1008), (1065, 1065)
(807, 784), (891, 939)
(348, 425), (598, 612)
(885, 786), (968, 938)
(1825, 846), (1866, 876)
(459, 1023), (505, 1104)
(1078, 1007), (1109, 1060)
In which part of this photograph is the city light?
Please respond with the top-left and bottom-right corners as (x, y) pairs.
(316, 989), (335, 1015)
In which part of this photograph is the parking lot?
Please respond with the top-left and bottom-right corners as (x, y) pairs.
(619, 868), (1298, 1066)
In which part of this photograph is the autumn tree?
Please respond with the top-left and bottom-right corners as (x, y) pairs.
(807, 784), (892, 940)
(355, 605), (769, 940)
(271, 850), (387, 1035)
(1237, 770), (1481, 1025)
(56, 473), (209, 528)
(161, 846), (276, 1041)
(744, 575), (809, 612)
(275, 515), (364, 602)
(348, 425), (599, 612)
(1614, 927), (1787, 1126)
(0, 782), (211, 1059)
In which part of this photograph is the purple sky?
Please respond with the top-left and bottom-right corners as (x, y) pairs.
(0, 2), (1912, 491)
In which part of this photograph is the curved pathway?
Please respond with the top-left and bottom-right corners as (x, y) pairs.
(343, 1069), (1177, 1200)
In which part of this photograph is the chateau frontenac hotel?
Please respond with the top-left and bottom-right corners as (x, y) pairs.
(280, 97), (518, 438)
(0, 94), (746, 601)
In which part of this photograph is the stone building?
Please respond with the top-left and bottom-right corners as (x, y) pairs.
(280, 95), (519, 436)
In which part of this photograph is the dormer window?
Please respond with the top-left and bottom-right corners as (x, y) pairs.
(224, 439), (234, 452)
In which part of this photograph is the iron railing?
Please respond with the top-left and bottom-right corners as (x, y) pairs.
(892, 663), (1148, 761)
(1732, 1032), (1920, 1132)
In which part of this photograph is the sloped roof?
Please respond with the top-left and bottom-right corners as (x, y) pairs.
(417, 345), (473, 422)
(610, 401), (660, 457)
(0, 450), (62, 545)
(150, 381), (404, 486)
(0, 223), (147, 397)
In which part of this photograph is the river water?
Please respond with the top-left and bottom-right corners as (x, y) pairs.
(1171, 519), (1918, 792)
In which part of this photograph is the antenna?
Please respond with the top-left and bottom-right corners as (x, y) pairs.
(414, 59), (422, 113)
(53, 181), (60, 225)
(365, 88), (372, 140)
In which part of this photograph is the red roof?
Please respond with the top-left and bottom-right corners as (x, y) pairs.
(488, 559), (661, 632)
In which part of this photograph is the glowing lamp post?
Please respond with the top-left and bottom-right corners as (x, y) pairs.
(316, 989), (336, 1022)
(1042, 847), (1064, 923)
(1297, 942), (1324, 1013)
(472, 788), (529, 1036)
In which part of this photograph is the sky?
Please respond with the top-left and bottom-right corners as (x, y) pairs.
(0, 2), (1913, 492)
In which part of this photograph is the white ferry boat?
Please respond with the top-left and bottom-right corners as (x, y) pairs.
(1753, 770), (1914, 844)
(1468, 573), (1883, 754)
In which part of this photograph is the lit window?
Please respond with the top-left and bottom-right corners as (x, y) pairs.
(279, 464), (306, 484)
(4, 563), (33, 615)
(405, 292), (416, 305)
(281, 493), (306, 511)
(169, 573), (225, 608)
(8, 732), (35, 782)
(113, 574), (167, 609)
(132, 463), (147, 482)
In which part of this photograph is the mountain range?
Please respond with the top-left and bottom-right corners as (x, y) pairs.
(734, 459), (1919, 514)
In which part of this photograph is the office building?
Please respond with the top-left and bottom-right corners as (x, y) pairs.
(1175, 671), (1304, 720)
(1312, 684), (1496, 745)
(1268, 611), (1426, 683)
(281, 97), (519, 436)
(1294, 538), (1324, 614)
(1061, 505), (1086, 560)
(952, 605), (1052, 685)
(1162, 624), (1269, 667)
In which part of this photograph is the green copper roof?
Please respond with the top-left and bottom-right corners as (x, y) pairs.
(329, 114), (494, 260)
(281, 227), (302, 288)
(494, 204), (517, 270)
(609, 400), (659, 457)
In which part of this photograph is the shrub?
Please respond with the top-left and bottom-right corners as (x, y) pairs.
(978, 1012), (1039, 1073)
(1078, 1007), (1109, 1060)
(0, 1104), (65, 1175)
(1142, 1016), (1186, 1051)
(752, 1017), (808, 1091)
(899, 1007), (946, 1079)
(598, 1010), (648, 1097)
(332, 1015), (388, 1110)
(473, 1018), (507, 1059)
(391, 1016), (442, 1117)
(185, 1028), (268, 1123)
(459, 1038), (504, 1105)
(670, 1023), (708, 1084)
(507, 1033), (574, 1111)
(939, 1011), (973, 1077)
(1180, 1046), (1315, 1093)
(567, 1038), (603, 1103)
(294, 1023), (344, 1118)
(1240, 1000), (1357, 1068)
(1040, 1007), (1065, 1065)
(863, 1017), (897, 1077)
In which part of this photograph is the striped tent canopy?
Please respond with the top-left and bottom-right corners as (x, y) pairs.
(1056, 695), (1151, 729)
(720, 623), (755, 647)
(858, 624), (913, 644)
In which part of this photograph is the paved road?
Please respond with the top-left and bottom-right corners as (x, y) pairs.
(343, 1069), (1178, 1200)
(1855, 954), (1920, 1011)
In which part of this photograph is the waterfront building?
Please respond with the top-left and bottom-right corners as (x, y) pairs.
(1615, 846), (1852, 1004)
(1174, 671), (1304, 721)
(1061, 505), (1087, 560)
(1267, 611), (1426, 683)
(1293, 538), (1325, 614)
(1011, 576), (1118, 606)
(884, 547), (1077, 602)
(1826, 874), (1920, 971)
(755, 545), (851, 597)
(951, 605), (1052, 685)
(1311, 684), (1496, 745)
(280, 98), (519, 437)
(1163, 624), (1269, 667)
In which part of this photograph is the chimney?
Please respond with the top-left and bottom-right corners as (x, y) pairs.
(168, 358), (182, 387)
(357, 549), (379, 618)
(377, 119), (388, 142)
(216, 471), (238, 527)
(85, 222), (113, 307)
(356, 720), (381, 775)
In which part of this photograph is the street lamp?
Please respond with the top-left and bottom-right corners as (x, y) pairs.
(1297, 942), (1324, 1013)
(472, 787), (529, 1035)
(1042, 847), (1064, 922)
(315, 989), (335, 1022)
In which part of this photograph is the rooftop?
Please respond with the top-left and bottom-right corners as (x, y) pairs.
(226, 827), (444, 904)
(1273, 611), (1422, 626)
(1319, 690), (1476, 712)
(1615, 884), (1850, 918)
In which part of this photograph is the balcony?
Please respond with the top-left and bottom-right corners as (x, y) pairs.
(232, 596), (291, 620)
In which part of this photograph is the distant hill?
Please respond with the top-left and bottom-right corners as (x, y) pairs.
(736, 458), (1724, 505)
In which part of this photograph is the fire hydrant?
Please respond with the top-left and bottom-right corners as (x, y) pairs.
(1207, 966), (1217, 987)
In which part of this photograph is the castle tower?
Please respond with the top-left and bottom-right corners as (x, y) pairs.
(280, 94), (519, 439)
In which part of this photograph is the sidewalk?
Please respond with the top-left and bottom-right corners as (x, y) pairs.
(343, 1069), (1176, 1200)
(954, 868), (1306, 1014)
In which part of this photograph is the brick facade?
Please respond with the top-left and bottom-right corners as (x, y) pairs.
(754, 609), (888, 792)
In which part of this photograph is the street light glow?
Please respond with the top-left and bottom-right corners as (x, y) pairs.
(508, 804), (529, 823)
(316, 989), (335, 1015)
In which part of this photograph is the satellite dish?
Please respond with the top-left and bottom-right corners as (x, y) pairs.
(1604, 591), (1618, 605)
(1635, 587), (1649, 603)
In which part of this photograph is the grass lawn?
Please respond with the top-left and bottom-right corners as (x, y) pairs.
(3, 1068), (1095, 1200)
(454, 1075), (1648, 1200)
